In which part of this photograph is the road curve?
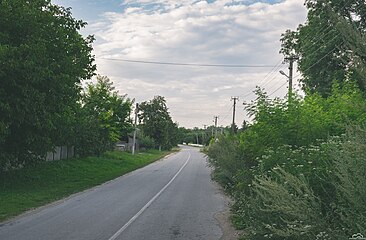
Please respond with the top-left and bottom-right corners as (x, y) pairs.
(0, 146), (227, 240)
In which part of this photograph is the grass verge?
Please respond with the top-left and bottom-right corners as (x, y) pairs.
(0, 149), (176, 222)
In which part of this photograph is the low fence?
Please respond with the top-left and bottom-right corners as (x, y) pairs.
(46, 146), (75, 161)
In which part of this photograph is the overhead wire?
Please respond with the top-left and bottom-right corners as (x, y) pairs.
(97, 57), (278, 68)
(261, 64), (287, 89)
(290, 1), (359, 82)
(219, 105), (234, 125)
(265, 1), (352, 87)
(266, 43), (344, 97)
(268, 81), (288, 97)
(296, 0), (350, 47)
(238, 21), (338, 100)
(256, 3), (351, 97)
(217, 1), (355, 121)
(239, 60), (285, 99)
(293, 42), (344, 80)
(256, 58), (283, 86)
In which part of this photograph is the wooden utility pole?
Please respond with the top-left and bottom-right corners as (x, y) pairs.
(202, 125), (207, 145)
(285, 56), (299, 100)
(231, 97), (239, 133)
(213, 116), (219, 139)
(132, 103), (139, 155)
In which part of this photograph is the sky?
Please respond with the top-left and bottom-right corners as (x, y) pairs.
(52, 0), (308, 128)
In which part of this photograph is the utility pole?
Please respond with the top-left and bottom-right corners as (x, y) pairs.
(285, 56), (299, 100)
(202, 125), (207, 145)
(231, 97), (239, 134)
(132, 103), (139, 155)
(213, 116), (219, 139)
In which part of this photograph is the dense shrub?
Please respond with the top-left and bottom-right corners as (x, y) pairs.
(331, 127), (366, 235)
(207, 83), (366, 239)
(138, 132), (156, 150)
(207, 136), (243, 191)
(232, 128), (366, 239)
(234, 168), (325, 240)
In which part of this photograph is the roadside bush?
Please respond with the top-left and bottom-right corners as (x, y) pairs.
(207, 82), (366, 239)
(138, 132), (156, 150)
(234, 168), (326, 240)
(232, 127), (366, 239)
(331, 127), (366, 235)
(207, 136), (243, 191)
(232, 140), (334, 239)
(251, 142), (337, 214)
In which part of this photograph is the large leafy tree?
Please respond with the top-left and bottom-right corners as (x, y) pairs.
(280, 0), (366, 96)
(0, 0), (95, 166)
(138, 96), (178, 150)
(78, 75), (132, 156)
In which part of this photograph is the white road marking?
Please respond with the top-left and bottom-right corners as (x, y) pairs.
(107, 152), (192, 240)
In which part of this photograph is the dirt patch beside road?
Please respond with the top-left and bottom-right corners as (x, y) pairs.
(216, 208), (244, 240)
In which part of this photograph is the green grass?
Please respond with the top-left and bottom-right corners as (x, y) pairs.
(0, 149), (175, 222)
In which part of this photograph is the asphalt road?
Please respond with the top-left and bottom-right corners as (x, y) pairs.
(0, 146), (227, 240)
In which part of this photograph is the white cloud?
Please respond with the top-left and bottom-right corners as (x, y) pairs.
(88, 0), (307, 128)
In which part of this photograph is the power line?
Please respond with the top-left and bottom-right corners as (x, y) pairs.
(295, 0), (350, 48)
(219, 105), (233, 123)
(261, 65), (287, 89)
(240, 64), (286, 99)
(293, 43), (344, 80)
(256, 59), (283, 86)
(238, 2), (354, 100)
(241, 89), (256, 99)
(241, 42), (337, 100)
(97, 57), (278, 68)
(301, 26), (337, 52)
(268, 81), (288, 97)
(265, 35), (344, 97)
(299, 30), (341, 62)
(239, 60), (285, 99)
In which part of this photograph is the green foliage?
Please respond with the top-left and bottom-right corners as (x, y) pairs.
(207, 82), (366, 239)
(280, 0), (366, 96)
(331, 127), (366, 234)
(177, 127), (212, 146)
(138, 96), (179, 150)
(0, 0), (95, 167)
(241, 84), (366, 160)
(77, 75), (132, 156)
(137, 131), (156, 149)
(233, 129), (366, 239)
(234, 168), (325, 240)
(207, 136), (242, 191)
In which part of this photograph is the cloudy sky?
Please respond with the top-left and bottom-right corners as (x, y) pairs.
(52, 0), (307, 128)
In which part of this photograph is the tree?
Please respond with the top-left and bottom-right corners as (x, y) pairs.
(0, 0), (96, 167)
(78, 75), (132, 156)
(332, 11), (366, 85)
(138, 96), (178, 150)
(280, 0), (366, 96)
(176, 127), (213, 146)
